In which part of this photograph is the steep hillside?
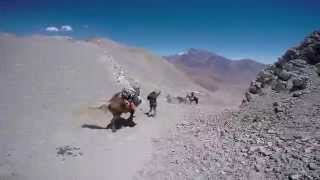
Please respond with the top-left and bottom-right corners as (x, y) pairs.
(89, 39), (204, 95)
(138, 31), (320, 179)
(0, 34), (218, 180)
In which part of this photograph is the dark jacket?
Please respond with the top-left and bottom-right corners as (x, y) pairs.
(147, 91), (161, 106)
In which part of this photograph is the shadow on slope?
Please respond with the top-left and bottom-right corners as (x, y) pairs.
(81, 117), (136, 131)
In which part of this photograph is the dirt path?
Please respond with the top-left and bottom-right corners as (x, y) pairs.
(0, 101), (186, 179)
(70, 102), (190, 180)
(134, 103), (238, 180)
(7, 102), (204, 180)
(0, 92), (239, 180)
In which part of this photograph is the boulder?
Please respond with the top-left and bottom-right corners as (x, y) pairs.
(256, 70), (274, 85)
(249, 81), (262, 94)
(278, 70), (292, 81)
(245, 91), (252, 102)
(307, 163), (318, 170)
(273, 66), (282, 76)
(272, 80), (287, 93)
(283, 63), (296, 72)
(273, 102), (284, 113)
(301, 43), (320, 65)
(314, 30), (320, 39)
(281, 48), (300, 62)
(301, 37), (315, 48)
(290, 59), (307, 68)
(274, 61), (283, 69)
(291, 76), (308, 91)
(315, 63), (320, 75)
(292, 91), (303, 97)
(289, 174), (302, 180)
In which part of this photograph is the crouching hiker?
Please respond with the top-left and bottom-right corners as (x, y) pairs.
(146, 90), (161, 117)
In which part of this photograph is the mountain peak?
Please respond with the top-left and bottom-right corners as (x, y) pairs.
(185, 48), (212, 55)
(164, 47), (265, 90)
(176, 48), (199, 56)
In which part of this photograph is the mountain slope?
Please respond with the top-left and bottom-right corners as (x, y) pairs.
(0, 34), (218, 180)
(165, 48), (265, 91)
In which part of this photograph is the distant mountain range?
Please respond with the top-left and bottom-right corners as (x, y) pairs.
(164, 48), (266, 91)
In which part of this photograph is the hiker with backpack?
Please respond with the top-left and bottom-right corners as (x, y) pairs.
(146, 90), (161, 117)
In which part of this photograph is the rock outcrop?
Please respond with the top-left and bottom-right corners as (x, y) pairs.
(234, 30), (320, 179)
(243, 31), (320, 103)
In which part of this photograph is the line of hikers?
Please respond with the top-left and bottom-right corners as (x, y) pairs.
(103, 86), (199, 132)
(119, 87), (199, 117)
(119, 87), (161, 117)
(166, 92), (199, 104)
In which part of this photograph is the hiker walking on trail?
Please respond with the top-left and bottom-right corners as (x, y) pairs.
(187, 91), (199, 104)
(146, 90), (161, 117)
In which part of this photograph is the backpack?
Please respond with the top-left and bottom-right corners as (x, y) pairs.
(121, 88), (141, 106)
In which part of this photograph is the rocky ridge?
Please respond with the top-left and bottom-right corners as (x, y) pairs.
(245, 30), (320, 100)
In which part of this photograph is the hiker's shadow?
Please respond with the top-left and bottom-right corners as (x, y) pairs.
(81, 117), (136, 131)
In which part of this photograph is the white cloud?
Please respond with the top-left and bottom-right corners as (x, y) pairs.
(45, 26), (59, 32)
(60, 25), (73, 32)
(178, 51), (187, 55)
(45, 25), (73, 32)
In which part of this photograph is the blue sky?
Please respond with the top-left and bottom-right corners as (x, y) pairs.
(0, 0), (319, 63)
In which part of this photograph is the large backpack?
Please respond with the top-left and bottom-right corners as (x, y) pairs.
(121, 88), (141, 106)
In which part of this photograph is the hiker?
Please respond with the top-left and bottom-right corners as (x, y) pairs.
(146, 90), (161, 117)
(187, 92), (199, 104)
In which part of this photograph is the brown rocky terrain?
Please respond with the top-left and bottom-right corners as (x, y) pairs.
(164, 48), (265, 92)
(137, 31), (320, 180)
